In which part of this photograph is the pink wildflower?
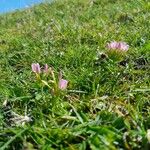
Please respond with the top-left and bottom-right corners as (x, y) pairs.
(31, 63), (41, 74)
(107, 41), (129, 52)
(43, 64), (49, 73)
(58, 79), (68, 90)
(58, 71), (68, 90)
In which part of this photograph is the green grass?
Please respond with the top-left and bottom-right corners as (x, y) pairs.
(0, 0), (150, 149)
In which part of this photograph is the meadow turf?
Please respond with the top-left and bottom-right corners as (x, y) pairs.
(0, 0), (150, 149)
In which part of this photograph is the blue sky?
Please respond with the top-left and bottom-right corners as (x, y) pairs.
(0, 0), (43, 13)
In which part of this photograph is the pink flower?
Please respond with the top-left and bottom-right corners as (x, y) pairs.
(58, 79), (68, 90)
(58, 71), (68, 90)
(43, 64), (49, 73)
(31, 63), (41, 73)
(107, 41), (129, 52)
(107, 41), (118, 49)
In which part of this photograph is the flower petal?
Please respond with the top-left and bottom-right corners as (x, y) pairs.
(31, 63), (41, 73)
(58, 79), (68, 90)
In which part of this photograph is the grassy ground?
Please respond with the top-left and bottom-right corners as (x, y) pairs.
(0, 0), (150, 149)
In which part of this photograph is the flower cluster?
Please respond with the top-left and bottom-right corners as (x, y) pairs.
(31, 63), (41, 74)
(31, 63), (68, 91)
(107, 41), (129, 52)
